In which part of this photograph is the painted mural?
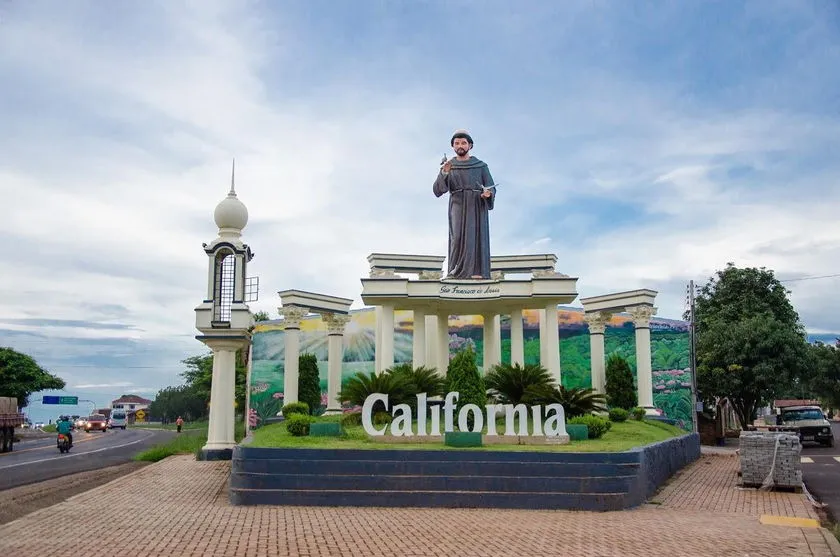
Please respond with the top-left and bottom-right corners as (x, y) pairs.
(250, 306), (693, 428)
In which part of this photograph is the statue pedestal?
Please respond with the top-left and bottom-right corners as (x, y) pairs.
(361, 253), (579, 382)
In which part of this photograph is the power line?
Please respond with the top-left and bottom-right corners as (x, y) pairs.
(779, 273), (840, 283)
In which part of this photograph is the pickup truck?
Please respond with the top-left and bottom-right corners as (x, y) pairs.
(0, 397), (25, 452)
(779, 405), (835, 447)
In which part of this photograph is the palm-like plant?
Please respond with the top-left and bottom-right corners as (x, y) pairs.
(522, 385), (607, 418)
(485, 362), (555, 404)
(336, 371), (410, 413)
(387, 363), (446, 399)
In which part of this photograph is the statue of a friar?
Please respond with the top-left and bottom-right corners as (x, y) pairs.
(433, 129), (496, 279)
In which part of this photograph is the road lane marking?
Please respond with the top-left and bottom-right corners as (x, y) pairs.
(835, 456), (840, 463)
(0, 432), (155, 470)
(801, 457), (814, 463)
(0, 434), (101, 457)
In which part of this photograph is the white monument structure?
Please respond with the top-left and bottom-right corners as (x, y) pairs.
(276, 290), (352, 414)
(194, 165), (255, 460)
(194, 154), (664, 457)
(361, 253), (576, 383)
(580, 290), (658, 415)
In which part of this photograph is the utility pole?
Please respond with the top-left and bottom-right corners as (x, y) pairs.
(687, 280), (700, 434)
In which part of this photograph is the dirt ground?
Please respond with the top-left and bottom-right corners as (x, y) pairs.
(0, 462), (149, 525)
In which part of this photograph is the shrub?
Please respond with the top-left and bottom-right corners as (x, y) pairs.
(387, 363), (446, 404)
(523, 385), (607, 418)
(285, 414), (314, 436)
(605, 354), (637, 410)
(337, 371), (411, 414)
(281, 402), (309, 418)
(632, 407), (647, 421)
(373, 411), (392, 425)
(609, 408), (629, 422)
(568, 415), (611, 439)
(446, 347), (486, 428)
(485, 362), (555, 405)
(298, 353), (322, 415)
(340, 411), (363, 427)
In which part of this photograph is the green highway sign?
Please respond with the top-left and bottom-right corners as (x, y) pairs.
(42, 396), (79, 405)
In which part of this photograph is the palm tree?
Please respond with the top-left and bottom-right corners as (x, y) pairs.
(386, 363), (446, 399)
(484, 362), (555, 405)
(522, 385), (607, 418)
(337, 371), (410, 413)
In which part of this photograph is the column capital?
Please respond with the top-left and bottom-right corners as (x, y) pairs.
(628, 305), (657, 328)
(322, 312), (352, 335)
(583, 311), (611, 334)
(278, 305), (309, 329)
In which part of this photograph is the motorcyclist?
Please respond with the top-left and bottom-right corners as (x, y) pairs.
(56, 415), (73, 447)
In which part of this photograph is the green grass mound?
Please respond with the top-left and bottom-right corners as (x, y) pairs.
(250, 416), (685, 453)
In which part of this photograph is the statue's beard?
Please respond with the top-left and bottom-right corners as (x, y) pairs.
(455, 148), (468, 156)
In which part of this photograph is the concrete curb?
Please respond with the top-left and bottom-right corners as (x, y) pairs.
(820, 527), (840, 556)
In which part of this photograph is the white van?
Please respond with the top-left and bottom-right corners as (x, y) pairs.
(109, 410), (127, 430)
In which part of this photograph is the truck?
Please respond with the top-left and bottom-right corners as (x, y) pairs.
(0, 397), (25, 453)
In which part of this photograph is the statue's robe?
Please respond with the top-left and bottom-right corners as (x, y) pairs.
(433, 156), (496, 279)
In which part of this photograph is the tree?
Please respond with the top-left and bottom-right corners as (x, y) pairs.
(605, 353), (637, 410)
(180, 351), (247, 412)
(0, 347), (65, 407)
(446, 347), (486, 427)
(253, 311), (270, 322)
(807, 340), (840, 410)
(693, 264), (810, 428)
(298, 353), (321, 415)
(148, 384), (207, 422)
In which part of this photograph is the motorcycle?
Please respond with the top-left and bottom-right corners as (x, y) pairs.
(57, 433), (72, 453)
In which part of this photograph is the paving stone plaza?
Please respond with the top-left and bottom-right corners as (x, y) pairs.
(1, 452), (837, 556)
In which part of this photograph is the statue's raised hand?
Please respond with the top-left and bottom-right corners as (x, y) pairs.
(441, 157), (452, 174)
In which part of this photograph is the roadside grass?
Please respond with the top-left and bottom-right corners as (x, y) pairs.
(250, 418), (685, 452)
(132, 420), (207, 431)
(134, 420), (245, 462)
(41, 424), (57, 433)
(831, 522), (839, 543)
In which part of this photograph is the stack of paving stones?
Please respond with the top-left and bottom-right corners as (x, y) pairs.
(738, 430), (802, 488)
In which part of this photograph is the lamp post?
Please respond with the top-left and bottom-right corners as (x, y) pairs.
(687, 280), (700, 434)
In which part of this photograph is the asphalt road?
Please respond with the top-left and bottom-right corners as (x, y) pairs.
(801, 420), (840, 521)
(0, 427), (174, 490)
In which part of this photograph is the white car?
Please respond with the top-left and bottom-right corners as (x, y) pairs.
(109, 410), (127, 430)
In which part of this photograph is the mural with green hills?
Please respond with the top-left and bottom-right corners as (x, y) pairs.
(249, 306), (694, 428)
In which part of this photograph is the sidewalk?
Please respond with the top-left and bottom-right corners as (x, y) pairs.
(0, 453), (838, 556)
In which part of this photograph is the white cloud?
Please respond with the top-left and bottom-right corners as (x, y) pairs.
(1, 1), (839, 400)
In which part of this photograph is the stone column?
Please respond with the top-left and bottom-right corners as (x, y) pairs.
(542, 303), (561, 384)
(377, 304), (395, 374)
(374, 306), (383, 373)
(412, 309), (426, 368)
(539, 308), (547, 365)
(425, 314), (439, 374)
(510, 308), (524, 365)
(279, 305), (308, 404)
(584, 312), (610, 394)
(323, 313), (351, 414)
(493, 314), (502, 366)
(202, 338), (242, 454)
(629, 305), (657, 413)
(482, 313), (495, 372)
(437, 313), (450, 376)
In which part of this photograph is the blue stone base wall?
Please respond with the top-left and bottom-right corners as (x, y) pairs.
(229, 433), (700, 511)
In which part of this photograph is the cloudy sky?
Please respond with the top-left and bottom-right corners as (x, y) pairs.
(2, 1), (839, 413)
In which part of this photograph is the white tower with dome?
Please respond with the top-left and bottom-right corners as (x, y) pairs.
(194, 161), (255, 460)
